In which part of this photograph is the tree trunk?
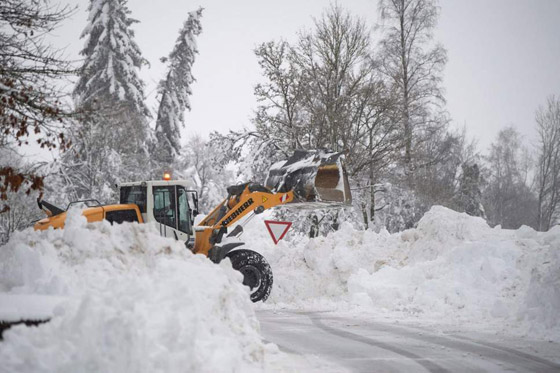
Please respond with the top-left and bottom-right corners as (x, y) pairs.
(309, 214), (319, 238)
(361, 201), (369, 229)
(369, 164), (376, 226)
(399, 8), (412, 167)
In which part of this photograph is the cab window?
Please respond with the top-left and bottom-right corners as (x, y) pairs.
(120, 186), (147, 213)
(105, 210), (139, 224)
(153, 186), (176, 228)
(177, 187), (192, 234)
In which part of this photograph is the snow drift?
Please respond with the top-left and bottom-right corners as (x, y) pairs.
(0, 209), (271, 372)
(247, 206), (560, 342)
(1, 204), (558, 371)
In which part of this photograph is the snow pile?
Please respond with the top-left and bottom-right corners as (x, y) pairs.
(246, 206), (560, 341)
(0, 209), (270, 372)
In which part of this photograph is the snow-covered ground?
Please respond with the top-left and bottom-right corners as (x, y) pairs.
(1, 206), (558, 372)
(0, 209), (314, 372)
(247, 206), (560, 343)
(258, 309), (560, 372)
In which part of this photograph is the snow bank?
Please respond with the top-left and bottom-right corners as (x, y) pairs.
(0, 209), (270, 372)
(245, 206), (560, 342)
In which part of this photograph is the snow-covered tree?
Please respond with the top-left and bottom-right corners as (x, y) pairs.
(483, 127), (537, 229)
(370, 0), (450, 230)
(456, 163), (484, 217)
(208, 129), (282, 184)
(374, 182), (418, 231)
(254, 6), (400, 230)
(0, 148), (42, 243)
(176, 134), (235, 213)
(61, 0), (152, 201)
(58, 114), (130, 202)
(74, 0), (148, 116)
(155, 8), (203, 164)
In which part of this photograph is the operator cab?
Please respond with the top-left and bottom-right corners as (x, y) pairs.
(119, 180), (199, 245)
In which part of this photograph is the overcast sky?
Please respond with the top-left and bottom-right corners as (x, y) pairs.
(48, 0), (560, 158)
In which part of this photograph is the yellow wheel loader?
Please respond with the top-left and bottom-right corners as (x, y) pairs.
(34, 151), (351, 302)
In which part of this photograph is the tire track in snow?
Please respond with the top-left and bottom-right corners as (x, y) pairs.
(307, 313), (449, 373)
(449, 335), (560, 372)
(318, 314), (560, 373)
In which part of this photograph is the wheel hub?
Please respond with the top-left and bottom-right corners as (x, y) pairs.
(239, 265), (262, 290)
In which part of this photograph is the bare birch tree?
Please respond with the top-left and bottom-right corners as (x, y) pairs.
(535, 95), (560, 231)
(483, 127), (537, 229)
(296, 4), (372, 152)
(378, 0), (447, 167)
(253, 41), (306, 152)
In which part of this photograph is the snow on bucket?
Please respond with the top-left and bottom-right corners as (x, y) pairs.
(265, 150), (352, 207)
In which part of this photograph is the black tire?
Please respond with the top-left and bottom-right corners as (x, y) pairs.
(225, 249), (273, 303)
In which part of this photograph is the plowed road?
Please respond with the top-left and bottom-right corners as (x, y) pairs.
(257, 310), (560, 373)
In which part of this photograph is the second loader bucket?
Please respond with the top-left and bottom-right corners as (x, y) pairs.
(265, 150), (352, 207)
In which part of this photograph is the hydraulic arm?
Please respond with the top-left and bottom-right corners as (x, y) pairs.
(193, 182), (295, 258)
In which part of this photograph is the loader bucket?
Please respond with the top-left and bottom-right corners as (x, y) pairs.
(265, 150), (352, 207)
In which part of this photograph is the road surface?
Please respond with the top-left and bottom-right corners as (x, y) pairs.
(257, 310), (560, 373)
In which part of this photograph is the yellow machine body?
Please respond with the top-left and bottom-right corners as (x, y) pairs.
(34, 204), (144, 231)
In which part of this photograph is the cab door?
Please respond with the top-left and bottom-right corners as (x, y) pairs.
(153, 186), (178, 239)
(152, 185), (192, 242)
(176, 186), (193, 242)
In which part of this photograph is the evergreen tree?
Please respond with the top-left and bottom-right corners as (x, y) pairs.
(74, 0), (148, 116)
(63, 0), (151, 201)
(456, 163), (484, 217)
(155, 8), (203, 164)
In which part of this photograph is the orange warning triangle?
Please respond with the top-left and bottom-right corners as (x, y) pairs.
(264, 220), (292, 244)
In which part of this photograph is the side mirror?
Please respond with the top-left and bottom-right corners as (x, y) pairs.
(188, 191), (199, 217)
